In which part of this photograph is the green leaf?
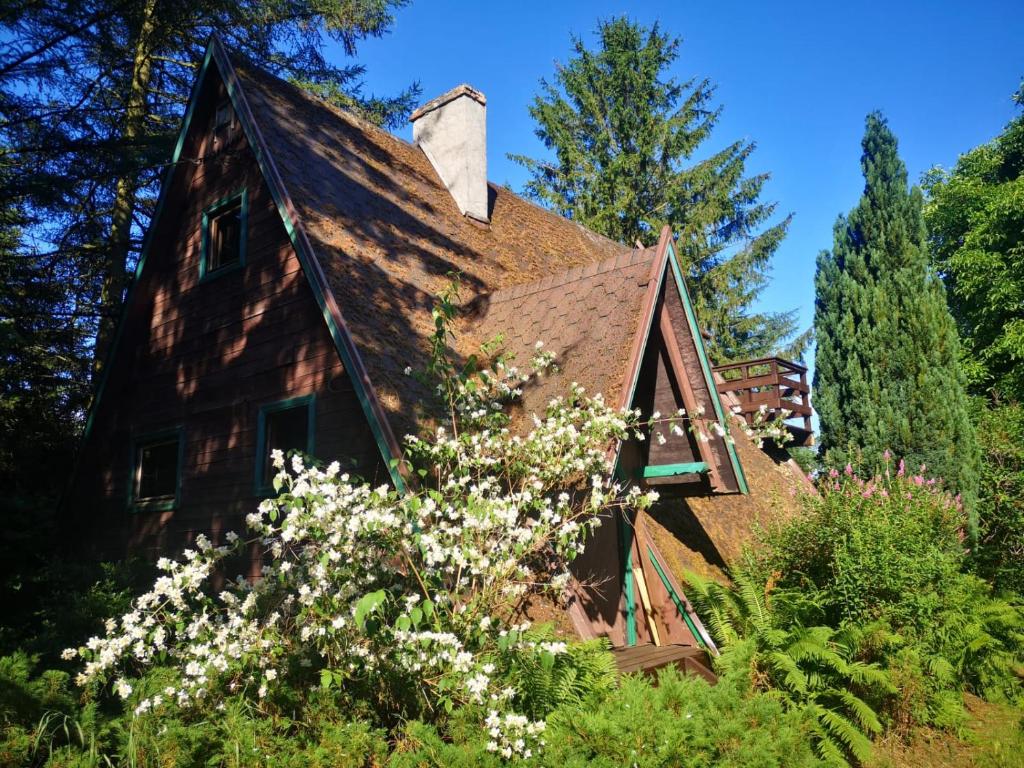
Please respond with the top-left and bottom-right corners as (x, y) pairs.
(355, 589), (387, 629)
(320, 669), (333, 689)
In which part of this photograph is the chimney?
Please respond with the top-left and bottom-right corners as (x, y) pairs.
(410, 84), (489, 222)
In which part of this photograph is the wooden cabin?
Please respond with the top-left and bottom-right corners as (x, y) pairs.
(66, 37), (814, 671)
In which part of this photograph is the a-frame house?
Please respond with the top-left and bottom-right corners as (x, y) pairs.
(67, 37), (812, 665)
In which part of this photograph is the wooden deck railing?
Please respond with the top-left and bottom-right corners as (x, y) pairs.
(712, 357), (813, 447)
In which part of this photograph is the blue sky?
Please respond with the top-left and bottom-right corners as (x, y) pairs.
(340, 1), (1021, 364)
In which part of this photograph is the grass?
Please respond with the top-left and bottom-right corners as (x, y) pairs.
(870, 694), (1024, 768)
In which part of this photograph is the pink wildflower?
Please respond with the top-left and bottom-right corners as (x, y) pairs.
(883, 449), (891, 461)
(897, 459), (905, 477)
(829, 468), (839, 479)
(844, 463), (854, 476)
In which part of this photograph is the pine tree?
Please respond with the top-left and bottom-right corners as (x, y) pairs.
(1, 0), (418, 378)
(510, 17), (808, 364)
(814, 113), (979, 518)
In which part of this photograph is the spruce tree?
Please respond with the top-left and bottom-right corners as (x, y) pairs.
(814, 113), (979, 519)
(510, 17), (808, 363)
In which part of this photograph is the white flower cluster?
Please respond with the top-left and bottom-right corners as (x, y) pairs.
(742, 404), (792, 449)
(66, 345), (659, 761)
(485, 710), (547, 759)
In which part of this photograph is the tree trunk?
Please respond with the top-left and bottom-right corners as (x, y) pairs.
(92, 0), (158, 383)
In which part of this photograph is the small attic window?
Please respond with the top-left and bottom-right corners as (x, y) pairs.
(214, 99), (235, 133)
(200, 190), (247, 281)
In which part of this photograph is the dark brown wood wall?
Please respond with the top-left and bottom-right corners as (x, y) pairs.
(68, 66), (387, 560)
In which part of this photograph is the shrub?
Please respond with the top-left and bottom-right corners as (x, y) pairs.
(60, 293), (669, 763)
(747, 460), (967, 631)
(685, 571), (893, 765)
(389, 668), (821, 768)
(745, 461), (1024, 729)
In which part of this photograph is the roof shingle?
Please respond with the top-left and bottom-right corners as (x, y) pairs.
(233, 62), (631, 438)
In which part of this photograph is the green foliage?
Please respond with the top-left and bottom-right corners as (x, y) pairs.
(500, 630), (619, 720)
(923, 83), (1024, 401)
(0, 553), (150, 665)
(746, 468), (1024, 730)
(686, 571), (892, 766)
(813, 113), (980, 520)
(974, 403), (1024, 594)
(787, 446), (820, 476)
(390, 669), (822, 768)
(0, 181), (90, 490)
(510, 16), (808, 363)
(753, 463), (966, 630)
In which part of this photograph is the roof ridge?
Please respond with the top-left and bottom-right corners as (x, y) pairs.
(486, 246), (657, 305)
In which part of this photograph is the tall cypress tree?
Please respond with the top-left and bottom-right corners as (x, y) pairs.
(814, 113), (979, 517)
(510, 17), (808, 364)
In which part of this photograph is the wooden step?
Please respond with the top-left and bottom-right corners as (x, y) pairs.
(611, 643), (717, 684)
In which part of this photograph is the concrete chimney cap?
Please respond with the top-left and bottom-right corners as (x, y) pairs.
(410, 84), (486, 122)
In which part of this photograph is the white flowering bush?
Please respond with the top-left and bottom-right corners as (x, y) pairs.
(65, 283), (661, 760)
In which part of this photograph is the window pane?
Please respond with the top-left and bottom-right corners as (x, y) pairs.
(209, 203), (241, 271)
(264, 405), (309, 483)
(137, 439), (179, 501)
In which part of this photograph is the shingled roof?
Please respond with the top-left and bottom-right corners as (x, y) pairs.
(231, 60), (633, 442)
(471, 247), (658, 432)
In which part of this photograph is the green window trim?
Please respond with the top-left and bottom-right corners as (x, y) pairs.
(199, 188), (248, 282)
(128, 427), (184, 513)
(642, 462), (710, 479)
(254, 394), (316, 494)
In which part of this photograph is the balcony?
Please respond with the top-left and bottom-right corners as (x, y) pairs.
(712, 357), (813, 447)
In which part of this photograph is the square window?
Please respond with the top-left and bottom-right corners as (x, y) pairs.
(133, 433), (181, 508)
(257, 398), (314, 491)
(200, 191), (247, 280)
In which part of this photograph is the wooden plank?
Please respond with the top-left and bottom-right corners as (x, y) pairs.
(611, 644), (717, 684)
(714, 356), (808, 376)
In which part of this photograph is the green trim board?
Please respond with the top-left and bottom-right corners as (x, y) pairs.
(210, 39), (407, 493)
(254, 394), (316, 494)
(646, 546), (708, 651)
(128, 426), (185, 513)
(619, 513), (638, 647)
(665, 242), (749, 495)
(199, 188), (248, 282)
(642, 462), (709, 479)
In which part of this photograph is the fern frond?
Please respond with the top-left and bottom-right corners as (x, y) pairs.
(816, 706), (874, 764)
(835, 689), (883, 734)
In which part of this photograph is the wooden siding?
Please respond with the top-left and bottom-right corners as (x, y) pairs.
(68, 67), (387, 560)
